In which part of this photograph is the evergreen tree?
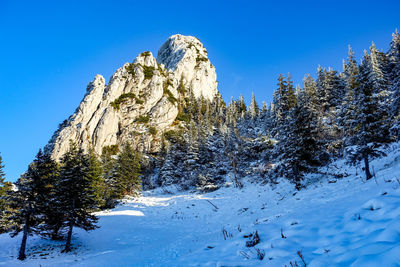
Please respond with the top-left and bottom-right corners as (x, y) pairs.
(348, 51), (391, 180)
(86, 147), (106, 209)
(389, 30), (400, 137)
(339, 46), (360, 146)
(273, 74), (296, 138)
(35, 153), (62, 240)
(101, 148), (118, 208)
(237, 95), (247, 118)
(0, 154), (13, 234)
(274, 89), (325, 189)
(113, 143), (142, 197)
(184, 121), (200, 183)
(249, 92), (259, 119)
(8, 150), (57, 260)
(57, 143), (99, 252)
(226, 97), (239, 127)
(224, 128), (243, 188)
(369, 44), (391, 134)
(316, 65), (327, 112)
(159, 130), (187, 187)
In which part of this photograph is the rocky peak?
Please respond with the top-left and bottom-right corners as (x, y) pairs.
(135, 51), (158, 67)
(157, 34), (204, 70)
(157, 34), (218, 101)
(46, 34), (220, 160)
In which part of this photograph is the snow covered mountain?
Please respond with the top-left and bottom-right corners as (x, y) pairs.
(45, 34), (219, 161)
(3, 31), (400, 266)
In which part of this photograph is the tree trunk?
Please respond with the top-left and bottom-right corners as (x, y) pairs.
(228, 153), (241, 188)
(64, 199), (75, 252)
(18, 218), (29, 260)
(293, 164), (301, 190)
(363, 152), (372, 180)
(51, 224), (62, 240)
(64, 222), (73, 252)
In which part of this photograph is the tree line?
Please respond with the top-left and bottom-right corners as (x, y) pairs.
(153, 30), (400, 190)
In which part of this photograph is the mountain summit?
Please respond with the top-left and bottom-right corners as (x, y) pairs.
(45, 34), (219, 160)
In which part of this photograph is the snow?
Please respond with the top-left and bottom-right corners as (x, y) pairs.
(2, 144), (400, 266)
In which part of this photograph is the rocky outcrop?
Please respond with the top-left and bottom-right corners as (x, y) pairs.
(45, 34), (219, 160)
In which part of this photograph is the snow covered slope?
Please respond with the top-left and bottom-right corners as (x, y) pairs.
(1, 144), (400, 266)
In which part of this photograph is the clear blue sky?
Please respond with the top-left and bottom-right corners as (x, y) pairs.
(0, 0), (399, 181)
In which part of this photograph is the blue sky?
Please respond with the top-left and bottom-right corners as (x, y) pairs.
(0, 0), (399, 181)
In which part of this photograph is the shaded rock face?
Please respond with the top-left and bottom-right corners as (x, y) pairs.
(45, 34), (219, 160)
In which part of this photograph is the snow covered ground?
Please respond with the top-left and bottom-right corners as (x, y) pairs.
(1, 144), (400, 266)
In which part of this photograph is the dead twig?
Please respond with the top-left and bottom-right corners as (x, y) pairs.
(297, 250), (306, 266)
(281, 228), (287, 239)
(206, 199), (219, 210)
(239, 250), (251, 259)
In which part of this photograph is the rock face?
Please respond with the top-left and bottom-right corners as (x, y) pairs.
(45, 34), (219, 160)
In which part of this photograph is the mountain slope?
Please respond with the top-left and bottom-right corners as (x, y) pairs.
(2, 143), (400, 266)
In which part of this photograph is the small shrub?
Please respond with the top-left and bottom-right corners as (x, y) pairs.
(165, 89), (177, 104)
(140, 51), (151, 57)
(175, 112), (191, 123)
(131, 130), (141, 136)
(177, 81), (186, 95)
(125, 63), (137, 75)
(148, 127), (157, 135)
(143, 65), (155, 80)
(158, 64), (167, 77)
(245, 231), (260, 247)
(102, 144), (119, 156)
(163, 79), (173, 91)
(160, 79), (177, 104)
(110, 92), (136, 110)
(162, 80), (177, 104)
(136, 115), (150, 123)
(196, 55), (208, 64)
(163, 130), (183, 143)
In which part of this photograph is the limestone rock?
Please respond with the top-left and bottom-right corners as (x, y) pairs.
(45, 34), (219, 160)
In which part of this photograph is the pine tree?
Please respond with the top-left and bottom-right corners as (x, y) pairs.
(113, 143), (142, 197)
(86, 147), (106, 209)
(316, 65), (327, 112)
(273, 74), (296, 138)
(348, 51), (391, 180)
(8, 150), (57, 260)
(0, 154), (5, 183)
(249, 92), (259, 119)
(274, 89), (324, 189)
(226, 97), (239, 127)
(326, 68), (346, 109)
(101, 148), (118, 208)
(339, 46), (360, 147)
(35, 153), (62, 240)
(184, 121), (200, 185)
(370, 44), (392, 134)
(237, 95), (246, 118)
(286, 75), (297, 109)
(0, 154), (13, 234)
(57, 142), (99, 252)
(389, 30), (400, 137)
(224, 128), (243, 188)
